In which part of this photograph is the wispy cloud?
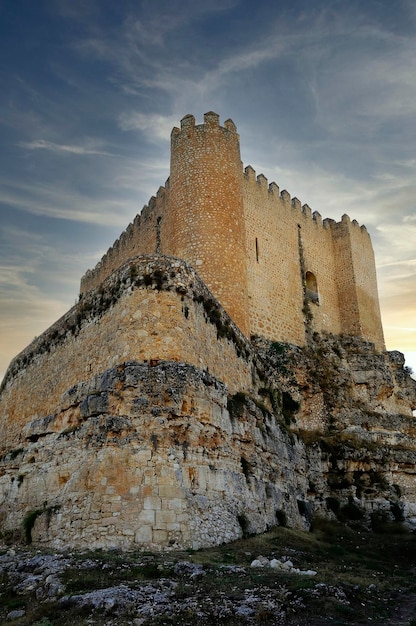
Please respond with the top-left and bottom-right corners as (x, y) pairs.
(0, 181), (133, 226)
(0, 148), (169, 226)
(1, 0), (415, 379)
(118, 113), (178, 141)
(0, 267), (69, 379)
(19, 139), (119, 157)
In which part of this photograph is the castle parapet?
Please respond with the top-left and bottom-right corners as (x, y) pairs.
(175, 112), (238, 138)
(244, 165), (256, 180)
(204, 111), (220, 127)
(80, 183), (168, 295)
(323, 218), (335, 229)
(302, 203), (312, 218)
(338, 213), (369, 235)
(224, 118), (237, 132)
(180, 113), (195, 130)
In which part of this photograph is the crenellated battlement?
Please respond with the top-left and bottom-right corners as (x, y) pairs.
(80, 182), (169, 294)
(171, 112), (238, 144)
(242, 163), (371, 236)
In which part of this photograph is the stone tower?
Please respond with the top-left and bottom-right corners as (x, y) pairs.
(167, 112), (250, 336)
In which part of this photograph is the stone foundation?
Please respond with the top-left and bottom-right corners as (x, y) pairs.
(0, 361), (308, 550)
(1, 259), (415, 549)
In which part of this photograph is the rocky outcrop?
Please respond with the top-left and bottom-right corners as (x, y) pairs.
(0, 275), (415, 549)
(0, 359), (310, 550)
(253, 334), (416, 530)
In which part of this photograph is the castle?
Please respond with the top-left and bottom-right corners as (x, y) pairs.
(0, 113), (414, 551)
(80, 111), (385, 351)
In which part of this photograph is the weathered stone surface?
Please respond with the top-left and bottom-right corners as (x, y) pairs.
(0, 356), (310, 550)
(0, 329), (415, 550)
(0, 256), (254, 452)
(79, 113), (385, 351)
(253, 334), (416, 529)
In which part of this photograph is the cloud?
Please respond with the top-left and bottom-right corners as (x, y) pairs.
(0, 181), (131, 226)
(19, 139), (118, 157)
(0, 264), (71, 379)
(118, 113), (178, 141)
(300, 24), (416, 139)
(203, 42), (286, 86)
(0, 224), (87, 299)
(0, 148), (170, 227)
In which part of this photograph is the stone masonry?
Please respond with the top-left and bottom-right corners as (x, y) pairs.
(80, 112), (385, 351)
(0, 113), (414, 551)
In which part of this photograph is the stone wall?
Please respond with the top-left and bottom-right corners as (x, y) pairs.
(167, 112), (250, 336)
(242, 172), (385, 350)
(333, 216), (385, 349)
(80, 188), (168, 295)
(1, 328), (415, 550)
(0, 256), (253, 452)
(0, 361), (308, 550)
(242, 168), (343, 344)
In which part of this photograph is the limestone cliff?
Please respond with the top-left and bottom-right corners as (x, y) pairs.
(254, 334), (416, 528)
(0, 256), (415, 550)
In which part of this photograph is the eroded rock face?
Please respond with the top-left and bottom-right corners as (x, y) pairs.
(253, 334), (416, 529)
(0, 360), (309, 550)
(0, 332), (415, 549)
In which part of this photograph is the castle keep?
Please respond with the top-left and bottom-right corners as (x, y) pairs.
(0, 113), (414, 551)
(81, 111), (385, 350)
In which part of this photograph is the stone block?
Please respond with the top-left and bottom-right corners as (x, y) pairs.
(158, 485), (183, 499)
(135, 525), (152, 544)
(167, 498), (185, 511)
(155, 509), (176, 525)
(152, 529), (168, 543)
(143, 496), (162, 510)
(138, 509), (155, 524)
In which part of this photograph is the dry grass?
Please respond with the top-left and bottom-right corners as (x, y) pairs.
(1, 522), (416, 625)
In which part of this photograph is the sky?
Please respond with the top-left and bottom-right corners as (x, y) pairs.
(0, 0), (415, 381)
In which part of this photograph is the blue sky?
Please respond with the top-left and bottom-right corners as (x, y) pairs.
(1, 0), (415, 379)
